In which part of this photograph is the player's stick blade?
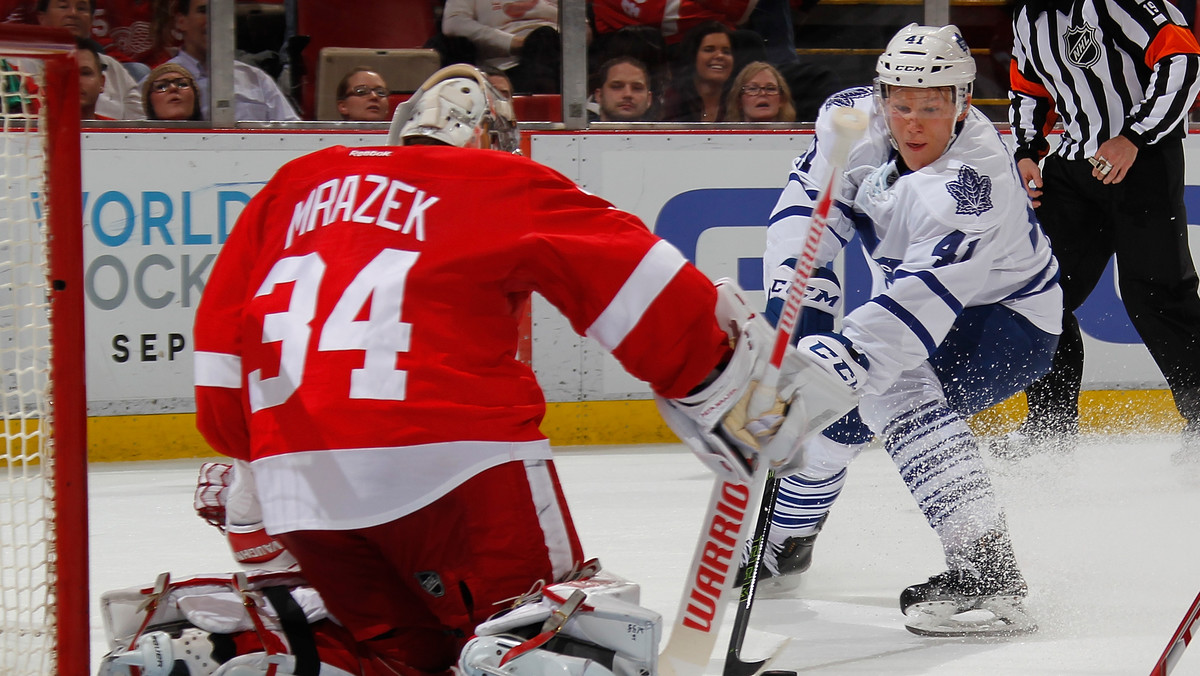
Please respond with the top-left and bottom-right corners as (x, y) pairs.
(723, 654), (767, 676)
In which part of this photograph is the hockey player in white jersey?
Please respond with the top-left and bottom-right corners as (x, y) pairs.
(754, 24), (1063, 636)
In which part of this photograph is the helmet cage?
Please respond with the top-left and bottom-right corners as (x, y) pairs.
(387, 64), (519, 153)
(874, 24), (975, 152)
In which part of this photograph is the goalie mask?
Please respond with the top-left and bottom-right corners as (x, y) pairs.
(874, 24), (975, 158)
(387, 64), (519, 153)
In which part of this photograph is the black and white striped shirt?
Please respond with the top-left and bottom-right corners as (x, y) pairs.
(1010, 0), (1200, 161)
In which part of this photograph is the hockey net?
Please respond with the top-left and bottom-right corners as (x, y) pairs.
(0, 26), (87, 676)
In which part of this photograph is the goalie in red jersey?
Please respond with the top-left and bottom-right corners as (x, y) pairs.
(188, 65), (861, 676)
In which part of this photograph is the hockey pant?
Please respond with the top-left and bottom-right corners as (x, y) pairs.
(773, 304), (1058, 550)
(276, 459), (586, 676)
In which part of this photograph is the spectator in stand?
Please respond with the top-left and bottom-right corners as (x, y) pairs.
(166, 0), (299, 121)
(661, 21), (736, 122)
(142, 62), (200, 121)
(77, 36), (108, 119)
(590, 55), (655, 121)
(441, 0), (561, 94)
(724, 60), (795, 122)
(36, 0), (144, 119)
(335, 67), (390, 122)
(90, 0), (176, 75)
(483, 67), (514, 100)
(590, 0), (754, 52)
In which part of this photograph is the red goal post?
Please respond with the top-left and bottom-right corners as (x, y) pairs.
(0, 25), (87, 676)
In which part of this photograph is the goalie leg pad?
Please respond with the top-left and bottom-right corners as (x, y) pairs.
(468, 574), (660, 676)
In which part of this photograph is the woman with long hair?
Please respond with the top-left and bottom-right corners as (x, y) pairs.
(660, 21), (736, 122)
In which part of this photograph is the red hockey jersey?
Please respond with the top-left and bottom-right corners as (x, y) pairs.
(591, 0), (757, 42)
(194, 145), (729, 534)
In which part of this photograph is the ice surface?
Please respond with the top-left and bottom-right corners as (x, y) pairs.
(90, 436), (1200, 674)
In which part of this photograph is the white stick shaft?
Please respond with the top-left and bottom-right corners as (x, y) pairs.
(749, 106), (868, 416)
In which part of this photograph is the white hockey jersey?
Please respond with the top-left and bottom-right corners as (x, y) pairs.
(765, 87), (1063, 395)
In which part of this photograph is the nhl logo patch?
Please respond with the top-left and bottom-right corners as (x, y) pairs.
(415, 571), (446, 597)
(1064, 23), (1102, 68)
(946, 165), (993, 216)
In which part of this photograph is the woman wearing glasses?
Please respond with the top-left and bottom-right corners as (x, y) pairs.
(725, 61), (796, 123)
(141, 63), (201, 121)
(335, 67), (391, 122)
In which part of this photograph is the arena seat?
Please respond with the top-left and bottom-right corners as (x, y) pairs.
(315, 47), (440, 121)
(512, 94), (562, 122)
(296, 0), (437, 118)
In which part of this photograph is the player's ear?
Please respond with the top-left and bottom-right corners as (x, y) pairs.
(959, 94), (972, 121)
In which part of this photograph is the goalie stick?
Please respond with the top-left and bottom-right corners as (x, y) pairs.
(659, 107), (868, 676)
(1150, 588), (1200, 676)
(723, 106), (867, 676)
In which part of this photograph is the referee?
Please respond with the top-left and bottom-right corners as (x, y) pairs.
(1006, 0), (1200, 456)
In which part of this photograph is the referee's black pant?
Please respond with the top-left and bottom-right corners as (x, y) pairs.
(1025, 137), (1200, 435)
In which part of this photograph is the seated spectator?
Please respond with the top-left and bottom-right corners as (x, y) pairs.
(442, 0), (561, 94)
(142, 62), (201, 121)
(166, 0), (300, 121)
(590, 55), (655, 121)
(723, 60), (795, 122)
(588, 25), (668, 103)
(591, 0), (754, 50)
(37, 0), (145, 119)
(482, 67), (514, 100)
(77, 37), (109, 119)
(661, 21), (736, 122)
(335, 67), (390, 122)
(89, 0), (175, 74)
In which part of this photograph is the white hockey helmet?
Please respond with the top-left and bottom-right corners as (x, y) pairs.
(876, 23), (975, 117)
(387, 64), (519, 152)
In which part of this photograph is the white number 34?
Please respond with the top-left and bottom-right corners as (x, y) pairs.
(248, 249), (418, 412)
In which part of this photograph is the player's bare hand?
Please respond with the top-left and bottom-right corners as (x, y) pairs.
(1017, 157), (1043, 208)
(1091, 136), (1137, 185)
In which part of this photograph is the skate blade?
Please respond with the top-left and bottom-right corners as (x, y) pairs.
(756, 573), (803, 598)
(904, 596), (1038, 638)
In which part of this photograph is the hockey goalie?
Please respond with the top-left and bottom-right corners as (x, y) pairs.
(95, 64), (864, 676)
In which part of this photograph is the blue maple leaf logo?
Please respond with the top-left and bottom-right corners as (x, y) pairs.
(823, 86), (873, 111)
(946, 165), (993, 216)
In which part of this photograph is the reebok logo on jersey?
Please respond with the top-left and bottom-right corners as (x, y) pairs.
(947, 165), (993, 216)
(349, 149), (393, 157)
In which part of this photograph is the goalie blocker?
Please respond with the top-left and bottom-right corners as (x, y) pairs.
(657, 279), (866, 482)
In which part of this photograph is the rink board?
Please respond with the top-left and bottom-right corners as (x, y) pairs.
(70, 127), (1200, 459)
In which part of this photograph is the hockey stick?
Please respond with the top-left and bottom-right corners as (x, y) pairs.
(723, 470), (780, 676)
(1150, 588), (1200, 676)
(724, 106), (868, 676)
(659, 107), (868, 676)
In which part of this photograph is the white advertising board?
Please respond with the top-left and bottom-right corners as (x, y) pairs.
(76, 129), (1200, 415)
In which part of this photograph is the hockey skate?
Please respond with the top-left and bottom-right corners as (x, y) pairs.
(736, 515), (826, 595)
(900, 531), (1038, 638)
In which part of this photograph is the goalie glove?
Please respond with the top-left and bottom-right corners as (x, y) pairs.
(194, 460), (297, 569)
(656, 280), (863, 483)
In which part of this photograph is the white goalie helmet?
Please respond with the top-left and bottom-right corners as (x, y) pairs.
(875, 23), (975, 118)
(387, 64), (519, 152)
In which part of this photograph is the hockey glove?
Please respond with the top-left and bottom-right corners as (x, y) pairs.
(194, 460), (297, 569)
(657, 280), (863, 482)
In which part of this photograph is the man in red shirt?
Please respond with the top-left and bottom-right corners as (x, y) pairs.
(193, 65), (861, 675)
